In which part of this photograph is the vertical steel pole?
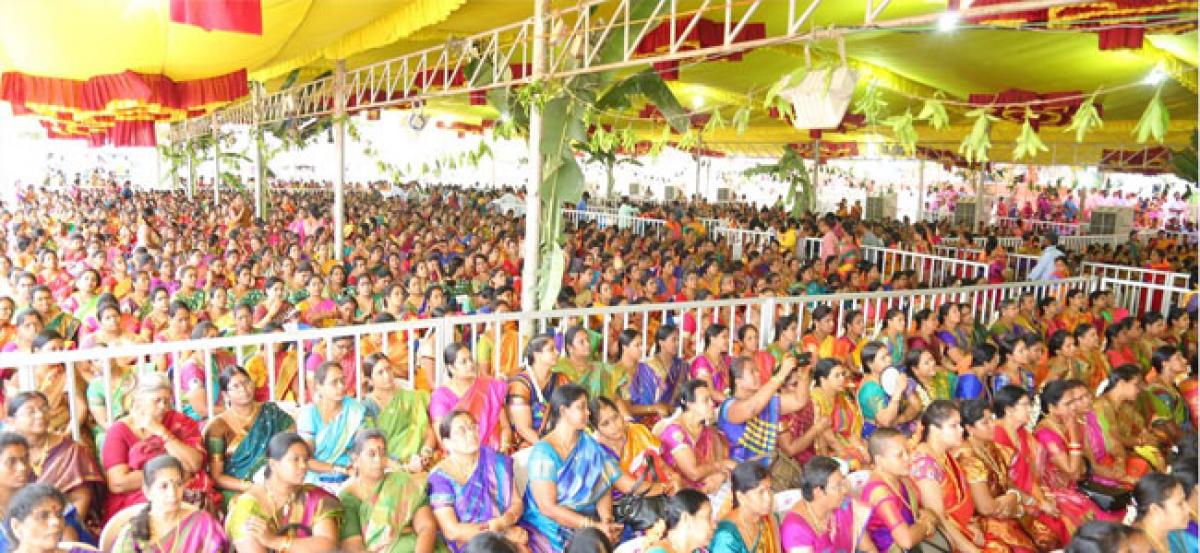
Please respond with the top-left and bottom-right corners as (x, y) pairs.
(917, 159), (926, 221)
(253, 83), (265, 219)
(334, 60), (348, 261)
(212, 114), (220, 206)
(521, 0), (548, 314)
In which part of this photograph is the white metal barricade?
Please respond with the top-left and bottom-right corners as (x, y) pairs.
(2, 278), (1096, 439)
(970, 236), (1024, 249)
(1059, 234), (1126, 250)
(1082, 262), (1190, 290)
(933, 245), (1041, 281)
(995, 217), (1084, 236)
(1098, 277), (1195, 317)
(860, 246), (988, 288)
(563, 208), (667, 236)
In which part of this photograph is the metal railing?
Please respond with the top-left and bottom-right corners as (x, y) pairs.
(1081, 262), (1191, 290)
(932, 245), (1041, 281)
(1100, 277), (1195, 317)
(860, 246), (988, 287)
(1058, 234), (1126, 251)
(712, 227), (776, 260)
(563, 208), (666, 236)
(995, 217), (1084, 236)
(2, 278), (1095, 440)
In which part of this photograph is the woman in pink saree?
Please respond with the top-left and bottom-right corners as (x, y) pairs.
(101, 455), (227, 553)
(430, 342), (512, 452)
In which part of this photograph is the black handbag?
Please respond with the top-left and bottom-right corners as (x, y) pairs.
(1076, 458), (1131, 512)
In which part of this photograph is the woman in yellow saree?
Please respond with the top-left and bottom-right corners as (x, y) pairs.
(808, 359), (868, 469)
(799, 305), (837, 359)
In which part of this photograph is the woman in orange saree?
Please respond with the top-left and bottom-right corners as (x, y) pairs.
(735, 324), (774, 384)
(911, 400), (993, 553)
(1073, 324), (1111, 392)
(956, 399), (1043, 552)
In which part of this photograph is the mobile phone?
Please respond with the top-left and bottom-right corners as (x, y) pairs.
(797, 351), (813, 366)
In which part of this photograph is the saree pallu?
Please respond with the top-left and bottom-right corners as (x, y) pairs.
(1032, 425), (1123, 533)
(811, 389), (867, 467)
(110, 508), (228, 553)
(428, 447), (515, 553)
(245, 347), (299, 402)
(709, 517), (780, 553)
(339, 471), (445, 553)
(1180, 378), (1199, 428)
(609, 423), (674, 486)
(993, 426), (1074, 545)
(629, 357), (687, 422)
(521, 433), (621, 552)
(46, 311), (81, 342)
(1140, 383), (1191, 431)
(579, 363), (629, 403)
(430, 376), (508, 450)
(37, 435), (104, 530)
(859, 476), (918, 552)
(911, 450), (985, 549)
(690, 354), (732, 396)
(507, 371), (571, 448)
(955, 443), (1041, 552)
(226, 485), (342, 548)
(801, 334), (837, 360)
(934, 329), (972, 372)
(858, 381), (915, 438)
(657, 422), (729, 490)
(297, 396), (369, 484)
(35, 364), (79, 434)
(211, 402), (295, 506)
(1082, 403), (1158, 480)
(365, 389), (431, 462)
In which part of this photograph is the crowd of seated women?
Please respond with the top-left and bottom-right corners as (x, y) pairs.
(0, 182), (1196, 552)
(0, 281), (1193, 551)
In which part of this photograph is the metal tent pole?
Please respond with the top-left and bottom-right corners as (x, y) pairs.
(211, 114), (221, 206)
(520, 0), (548, 314)
(917, 159), (926, 221)
(253, 83), (265, 219)
(334, 60), (347, 262)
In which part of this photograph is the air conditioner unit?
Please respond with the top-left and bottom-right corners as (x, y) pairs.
(954, 200), (978, 228)
(778, 67), (860, 130)
(663, 186), (681, 200)
(865, 194), (896, 222)
(1089, 207), (1134, 236)
(716, 188), (733, 201)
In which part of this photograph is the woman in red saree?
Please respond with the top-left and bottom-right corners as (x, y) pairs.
(990, 385), (1073, 546)
(100, 373), (216, 522)
(429, 342), (512, 452)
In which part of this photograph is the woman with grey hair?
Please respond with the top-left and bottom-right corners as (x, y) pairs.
(99, 372), (216, 522)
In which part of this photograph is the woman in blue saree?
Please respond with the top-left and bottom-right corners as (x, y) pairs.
(297, 361), (370, 491)
(428, 410), (526, 552)
(521, 384), (622, 552)
(629, 325), (687, 423)
(205, 366), (295, 508)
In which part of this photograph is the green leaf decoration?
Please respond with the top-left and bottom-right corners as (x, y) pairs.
(1013, 110), (1048, 161)
(596, 68), (689, 133)
(703, 108), (725, 134)
(1063, 93), (1103, 143)
(676, 129), (699, 151)
(772, 96), (795, 125)
(731, 106), (751, 135)
(916, 96), (949, 130)
(884, 110), (919, 156)
(852, 82), (888, 126)
(1133, 87), (1169, 144)
(649, 125), (671, 157)
(957, 107), (996, 164)
(619, 128), (637, 151)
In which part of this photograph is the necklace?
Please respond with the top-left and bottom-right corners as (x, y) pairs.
(800, 500), (832, 539)
(264, 483), (300, 530)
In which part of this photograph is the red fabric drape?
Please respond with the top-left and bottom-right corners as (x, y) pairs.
(170, 0), (263, 35)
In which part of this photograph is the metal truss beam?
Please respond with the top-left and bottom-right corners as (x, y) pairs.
(168, 0), (1095, 142)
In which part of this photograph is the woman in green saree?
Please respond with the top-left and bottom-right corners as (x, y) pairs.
(362, 353), (436, 471)
(205, 366), (296, 509)
(338, 429), (444, 553)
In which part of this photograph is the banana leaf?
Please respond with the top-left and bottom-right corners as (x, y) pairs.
(916, 96), (949, 130)
(1013, 111), (1048, 161)
(884, 110), (918, 156)
(1133, 87), (1169, 144)
(595, 68), (689, 133)
(1063, 93), (1103, 143)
